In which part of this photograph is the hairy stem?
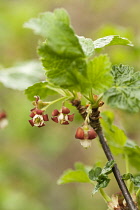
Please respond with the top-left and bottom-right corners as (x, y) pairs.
(71, 100), (137, 210)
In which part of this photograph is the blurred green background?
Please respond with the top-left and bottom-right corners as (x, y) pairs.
(0, 0), (140, 209)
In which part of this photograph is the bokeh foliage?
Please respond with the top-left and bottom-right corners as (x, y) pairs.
(0, 0), (140, 209)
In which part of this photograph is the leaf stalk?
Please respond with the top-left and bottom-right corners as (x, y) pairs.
(99, 188), (111, 203)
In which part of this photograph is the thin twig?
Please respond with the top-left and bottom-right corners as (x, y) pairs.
(71, 100), (137, 210)
(96, 129), (137, 210)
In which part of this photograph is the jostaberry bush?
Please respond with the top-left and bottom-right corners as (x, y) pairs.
(23, 9), (140, 210)
(1, 8), (140, 210)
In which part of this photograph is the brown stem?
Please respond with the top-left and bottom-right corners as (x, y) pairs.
(71, 100), (137, 210)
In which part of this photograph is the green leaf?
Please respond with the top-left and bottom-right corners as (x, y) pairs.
(74, 162), (86, 170)
(124, 140), (140, 170)
(89, 167), (102, 181)
(0, 61), (44, 90)
(92, 179), (110, 194)
(25, 81), (57, 101)
(77, 35), (133, 57)
(74, 162), (92, 173)
(105, 64), (140, 112)
(98, 179), (110, 188)
(122, 173), (133, 181)
(38, 42), (87, 92)
(132, 176), (140, 187)
(24, 8), (70, 33)
(52, 8), (70, 25)
(122, 173), (140, 187)
(87, 54), (113, 94)
(89, 161), (113, 194)
(92, 183), (101, 194)
(101, 111), (114, 130)
(57, 169), (90, 185)
(100, 111), (127, 155)
(102, 160), (115, 175)
(77, 36), (94, 57)
(89, 161), (114, 182)
(93, 35), (133, 50)
(24, 9), (84, 58)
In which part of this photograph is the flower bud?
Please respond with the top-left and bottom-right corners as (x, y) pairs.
(75, 125), (97, 148)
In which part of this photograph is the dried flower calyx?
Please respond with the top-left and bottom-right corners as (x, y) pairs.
(51, 106), (74, 125)
(75, 125), (97, 148)
(108, 192), (138, 210)
(29, 108), (49, 127)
